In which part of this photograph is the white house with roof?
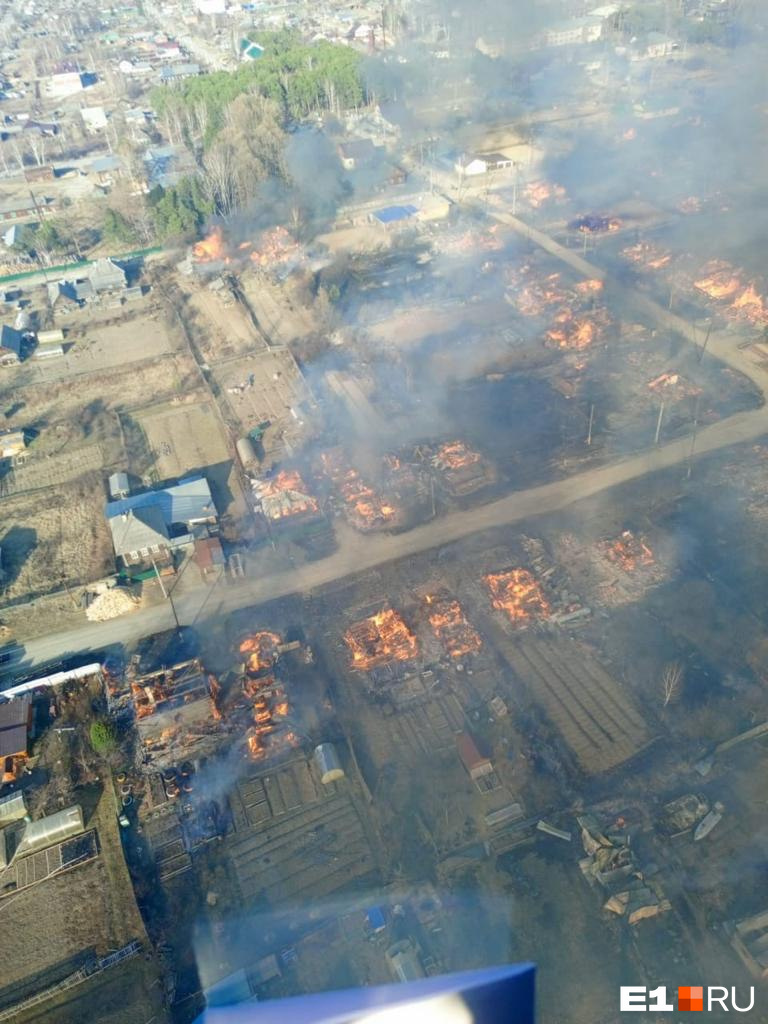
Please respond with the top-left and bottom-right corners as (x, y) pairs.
(106, 475), (218, 569)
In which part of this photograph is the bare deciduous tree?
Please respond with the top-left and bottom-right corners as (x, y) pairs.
(661, 661), (684, 707)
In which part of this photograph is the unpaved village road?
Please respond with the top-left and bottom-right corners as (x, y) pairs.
(13, 215), (768, 670)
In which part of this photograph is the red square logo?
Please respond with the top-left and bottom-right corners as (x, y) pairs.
(679, 986), (704, 1011)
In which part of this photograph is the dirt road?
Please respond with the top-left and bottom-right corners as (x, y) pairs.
(9, 213), (768, 672)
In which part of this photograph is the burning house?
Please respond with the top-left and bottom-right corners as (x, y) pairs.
(620, 241), (673, 271)
(238, 630), (284, 677)
(236, 630), (303, 760)
(430, 441), (496, 497)
(485, 568), (551, 626)
(568, 214), (622, 234)
(692, 260), (768, 326)
(524, 180), (567, 209)
(130, 658), (224, 771)
(190, 224), (301, 277)
(316, 449), (398, 532)
(425, 591), (482, 660)
(252, 469), (333, 554)
(344, 608), (419, 673)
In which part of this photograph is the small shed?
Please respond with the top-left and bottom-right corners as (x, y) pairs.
(366, 906), (386, 933)
(0, 789), (27, 825)
(0, 428), (25, 458)
(313, 742), (345, 784)
(108, 471), (130, 500)
(456, 731), (494, 780)
(37, 328), (64, 346)
(34, 342), (65, 360)
(194, 536), (225, 580)
(236, 435), (258, 469)
(13, 804), (84, 858)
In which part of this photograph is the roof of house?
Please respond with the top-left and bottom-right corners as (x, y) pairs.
(0, 696), (30, 730)
(107, 476), (217, 533)
(373, 204), (418, 224)
(90, 155), (122, 174)
(47, 279), (92, 305)
(0, 324), (23, 354)
(108, 504), (169, 557)
(0, 723), (28, 758)
(194, 536), (225, 570)
(88, 257), (126, 292)
(456, 731), (490, 772)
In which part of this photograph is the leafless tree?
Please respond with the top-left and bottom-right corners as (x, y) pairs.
(26, 133), (46, 167)
(661, 661), (684, 707)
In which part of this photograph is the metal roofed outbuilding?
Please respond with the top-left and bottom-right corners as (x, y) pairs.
(372, 204), (418, 225)
(13, 804), (84, 859)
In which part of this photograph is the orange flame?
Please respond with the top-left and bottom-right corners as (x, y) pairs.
(426, 593), (482, 658)
(318, 450), (397, 530)
(193, 225), (227, 263)
(485, 569), (550, 624)
(432, 441), (482, 471)
(239, 630), (282, 675)
(601, 530), (654, 572)
(257, 470), (319, 520)
(344, 608), (418, 670)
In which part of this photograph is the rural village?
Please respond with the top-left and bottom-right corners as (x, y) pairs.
(0, 0), (768, 1021)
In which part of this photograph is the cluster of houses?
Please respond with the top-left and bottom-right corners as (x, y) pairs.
(0, 258), (138, 367)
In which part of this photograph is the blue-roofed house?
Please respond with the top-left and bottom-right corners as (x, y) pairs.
(106, 475), (218, 569)
(370, 204), (418, 229)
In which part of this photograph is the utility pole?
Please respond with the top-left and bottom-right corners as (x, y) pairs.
(686, 395), (700, 479)
(586, 403), (595, 446)
(698, 322), (712, 362)
(654, 400), (665, 446)
(152, 557), (181, 631)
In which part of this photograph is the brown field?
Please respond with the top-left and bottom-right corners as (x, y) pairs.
(0, 354), (202, 454)
(184, 283), (260, 361)
(137, 401), (230, 481)
(211, 349), (310, 435)
(0, 473), (113, 604)
(2, 443), (106, 497)
(135, 400), (246, 516)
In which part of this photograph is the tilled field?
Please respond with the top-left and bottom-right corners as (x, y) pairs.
(496, 633), (652, 774)
(0, 474), (113, 603)
(225, 766), (375, 906)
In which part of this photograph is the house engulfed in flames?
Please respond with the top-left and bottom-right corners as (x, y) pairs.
(600, 530), (654, 573)
(344, 609), (419, 672)
(693, 260), (768, 326)
(191, 224), (301, 274)
(430, 441), (496, 497)
(237, 629), (303, 759)
(129, 658), (224, 771)
(317, 449), (398, 532)
(425, 591), (482, 659)
(485, 569), (551, 626)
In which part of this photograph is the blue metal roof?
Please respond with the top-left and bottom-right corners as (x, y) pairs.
(373, 204), (418, 224)
(106, 476), (217, 527)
